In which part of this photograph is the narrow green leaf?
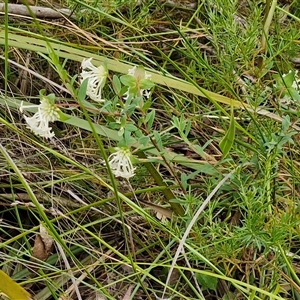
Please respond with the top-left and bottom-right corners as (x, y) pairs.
(219, 107), (235, 158)
(288, 88), (300, 101)
(112, 75), (121, 94)
(153, 131), (163, 150)
(78, 78), (88, 102)
(146, 110), (155, 131)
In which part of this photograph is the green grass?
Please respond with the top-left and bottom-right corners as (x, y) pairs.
(1, 0), (300, 299)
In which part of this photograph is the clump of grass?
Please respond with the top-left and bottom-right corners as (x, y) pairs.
(1, 0), (300, 299)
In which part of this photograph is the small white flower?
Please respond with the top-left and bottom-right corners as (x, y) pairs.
(108, 147), (136, 179)
(127, 66), (136, 76)
(20, 98), (60, 139)
(24, 116), (55, 139)
(80, 58), (108, 102)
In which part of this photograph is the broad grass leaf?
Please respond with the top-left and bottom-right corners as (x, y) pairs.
(0, 32), (246, 109)
(0, 270), (31, 300)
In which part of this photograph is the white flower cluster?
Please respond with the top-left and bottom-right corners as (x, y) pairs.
(20, 98), (60, 139)
(80, 58), (108, 102)
(108, 148), (136, 179)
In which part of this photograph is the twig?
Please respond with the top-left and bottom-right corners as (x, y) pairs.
(0, 4), (73, 19)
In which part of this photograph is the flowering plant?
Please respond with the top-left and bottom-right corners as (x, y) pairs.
(121, 66), (154, 100)
(78, 60), (157, 178)
(20, 91), (61, 139)
(108, 147), (136, 179)
(80, 58), (108, 102)
(20, 55), (156, 180)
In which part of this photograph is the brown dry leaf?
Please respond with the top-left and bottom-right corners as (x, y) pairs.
(31, 224), (54, 262)
(139, 200), (173, 221)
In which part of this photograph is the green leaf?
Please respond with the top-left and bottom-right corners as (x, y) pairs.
(146, 109), (155, 131)
(287, 88), (300, 101)
(78, 78), (88, 102)
(57, 111), (71, 122)
(140, 78), (155, 90)
(184, 119), (191, 136)
(70, 74), (78, 86)
(118, 127), (124, 137)
(196, 273), (218, 291)
(139, 136), (150, 146)
(39, 89), (46, 97)
(181, 172), (188, 190)
(153, 130), (163, 150)
(80, 100), (99, 111)
(112, 74), (121, 94)
(120, 75), (136, 87)
(283, 71), (296, 88)
(125, 123), (138, 132)
(219, 108), (235, 158)
(282, 115), (290, 133)
(171, 116), (180, 129)
(142, 99), (152, 111)
(123, 130), (135, 145)
(46, 93), (56, 103)
(194, 145), (206, 157)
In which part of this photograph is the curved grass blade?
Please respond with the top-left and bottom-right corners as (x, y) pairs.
(0, 270), (31, 300)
